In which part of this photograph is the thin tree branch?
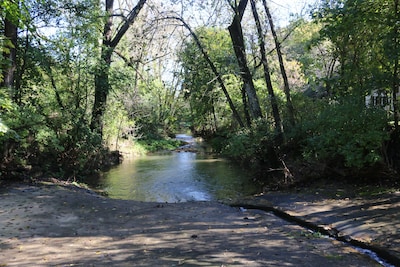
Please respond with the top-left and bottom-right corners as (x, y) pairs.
(164, 15), (245, 128)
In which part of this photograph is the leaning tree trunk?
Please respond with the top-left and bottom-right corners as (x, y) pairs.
(263, 0), (295, 127)
(250, 0), (282, 142)
(91, 0), (147, 135)
(228, 0), (263, 122)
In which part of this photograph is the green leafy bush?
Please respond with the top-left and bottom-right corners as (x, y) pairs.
(299, 99), (389, 168)
(221, 119), (280, 168)
(0, 95), (107, 180)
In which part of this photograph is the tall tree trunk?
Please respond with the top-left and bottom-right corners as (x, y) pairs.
(262, 0), (295, 127)
(250, 0), (282, 141)
(242, 86), (251, 126)
(90, 0), (116, 133)
(392, 0), (400, 132)
(228, 0), (263, 121)
(91, 48), (113, 134)
(91, 0), (147, 134)
(14, 33), (29, 105)
(1, 14), (18, 90)
(169, 16), (245, 128)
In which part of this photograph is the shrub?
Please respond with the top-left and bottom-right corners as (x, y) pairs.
(221, 119), (280, 168)
(299, 99), (389, 168)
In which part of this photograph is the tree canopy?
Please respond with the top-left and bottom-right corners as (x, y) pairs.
(1, 0), (399, 184)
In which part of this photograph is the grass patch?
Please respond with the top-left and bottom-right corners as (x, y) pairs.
(137, 138), (184, 152)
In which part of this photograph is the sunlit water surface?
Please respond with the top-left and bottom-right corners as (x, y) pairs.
(96, 152), (260, 203)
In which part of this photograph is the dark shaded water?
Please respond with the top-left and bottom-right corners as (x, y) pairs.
(96, 151), (260, 203)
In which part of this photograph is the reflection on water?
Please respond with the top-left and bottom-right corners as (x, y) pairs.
(97, 152), (260, 203)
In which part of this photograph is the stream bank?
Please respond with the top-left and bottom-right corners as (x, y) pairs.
(0, 181), (397, 266)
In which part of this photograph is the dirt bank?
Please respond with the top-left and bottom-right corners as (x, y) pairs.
(0, 182), (387, 266)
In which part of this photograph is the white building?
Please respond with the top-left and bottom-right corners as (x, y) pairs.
(365, 90), (400, 111)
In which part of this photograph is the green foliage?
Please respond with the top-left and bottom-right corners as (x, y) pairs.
(283, 19), (327, 91)
(179, 27), (241, 134)
(0, 90), (14, 136)
(0, 94), (105, 179)
(314, 0), (399, 97)
(137, 78), (179, 137)
(289, 91), (326, 125)
(137, 138), (183, 153)
(1, 0), (397, 184)
(56, 124), (105, 178)
(103, 96), (137, 148)
(0, 118), (8, 135)
(298, 99), (389, 168)
(221, 118), (279, 168)
(1, 0), (28, 26)
(221, 93), (390, 175)
(0, 0), (109, 181)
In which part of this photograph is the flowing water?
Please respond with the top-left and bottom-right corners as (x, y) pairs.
(96, 139), (260, 202)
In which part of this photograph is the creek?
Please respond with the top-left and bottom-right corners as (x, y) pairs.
(95, 135), (260, 202)
(92, 135), (396, 267)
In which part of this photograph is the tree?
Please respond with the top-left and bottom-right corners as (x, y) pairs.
(227, 0), (263, 122)
(175, 18), (244, 129)
(388, 0), (400, 131)
(91, 0), (147, 135)
(249, 0), (282, 141)
(316, 0), (400, 126)
(1, 11), (17, 89)
(179, 26), (245, 133)
(290, 0), (400, 172)
(0, 0), (119, 178)
(262, 0), (295, 127)
(283, 19), (335, 96)
(1, 0), (24, 89)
